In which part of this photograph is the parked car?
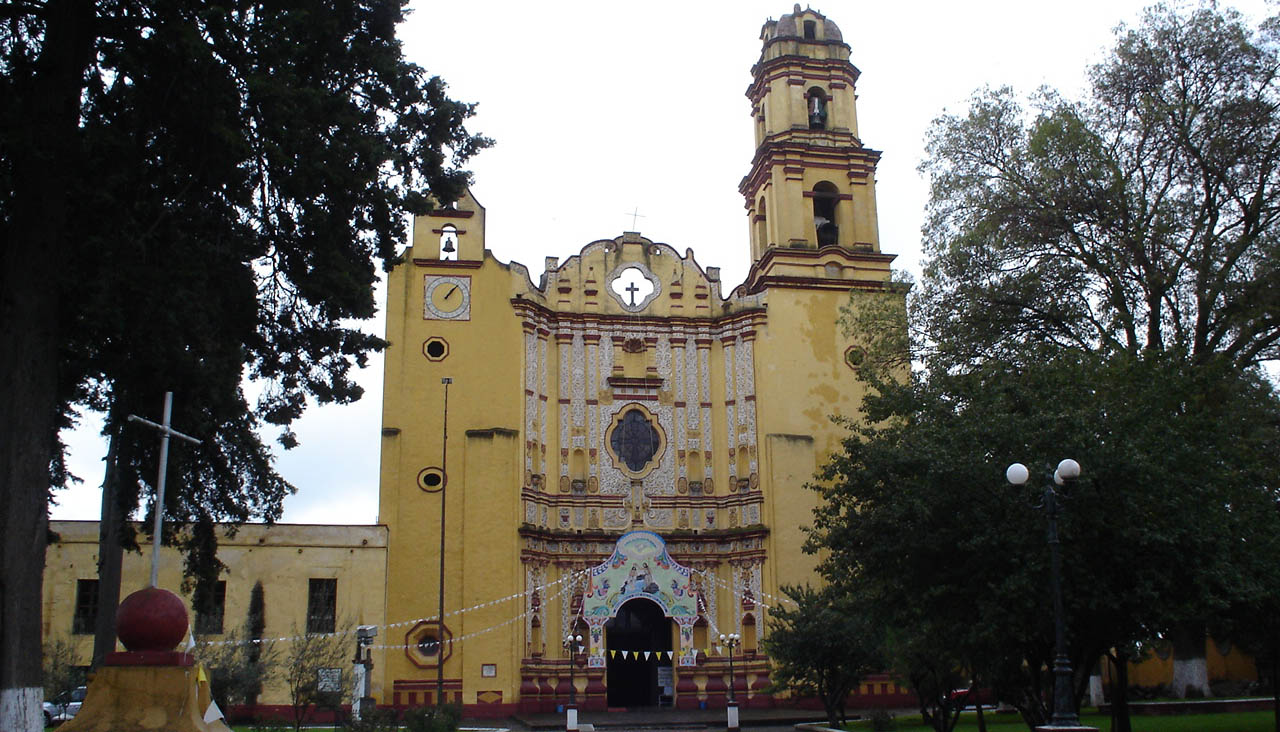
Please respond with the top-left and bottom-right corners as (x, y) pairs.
(43, 685), (85, 725)
(948, 685), (997, 709)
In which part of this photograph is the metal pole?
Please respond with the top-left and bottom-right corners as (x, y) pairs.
(437, 377), (451, 706)
(569, 642), (576, 706)
(148, 392), (174, 587)
(1045, 486), (1079, 726)
(728, 642), (736, 703)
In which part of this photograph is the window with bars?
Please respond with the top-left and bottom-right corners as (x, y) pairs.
(72, 579), (99, 635)
(307, 578), (337, 634)
(195, 581), (227, 635)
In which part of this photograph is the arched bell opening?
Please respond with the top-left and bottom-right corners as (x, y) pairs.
(439, 224), (458, 260)
(812, 181), (840, 246)
(807, 87), (829, 130)
(605, 597), (674, 708)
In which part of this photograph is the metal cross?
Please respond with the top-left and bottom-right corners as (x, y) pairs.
(625, 207), (645, 230)
(128, 392), (201, 588)
(625, 281), (640, 306)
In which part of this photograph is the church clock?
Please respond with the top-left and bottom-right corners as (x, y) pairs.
(423, 275), (471, 321)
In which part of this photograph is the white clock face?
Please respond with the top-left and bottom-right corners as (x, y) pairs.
(424, 275), (471, 320)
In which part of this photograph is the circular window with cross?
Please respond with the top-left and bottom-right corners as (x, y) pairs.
(607, 263), (661, 311)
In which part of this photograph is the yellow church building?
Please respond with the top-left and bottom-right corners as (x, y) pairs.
(373, 3), (900, 714)
(40, 5), (1261, 717)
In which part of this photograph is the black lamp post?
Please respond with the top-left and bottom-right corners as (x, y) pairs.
(720, 632), (741, 704)
(1008, 458), (1088, 729)
(563, 632), (582, 706)
(720, 632), (741, 731)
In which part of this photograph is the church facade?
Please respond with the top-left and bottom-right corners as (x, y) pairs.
(375, 5), (906, 713)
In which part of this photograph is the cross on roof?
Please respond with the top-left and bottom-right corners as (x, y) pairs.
(625, 280), (640, 306)
(625, 207), (645, 230)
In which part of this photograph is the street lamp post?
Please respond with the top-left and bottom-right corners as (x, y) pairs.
(563, 633), (582, 732)
(721, 632), (741, 732)
(1008, 459), (1096, 732)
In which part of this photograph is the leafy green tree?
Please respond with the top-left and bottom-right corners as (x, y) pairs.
(0, 1), (489, 725)
(245, 580), (268, 708)
(823, 6), (1280, 727)
(763, 584), (883, 728)
(193, 627), (280, 720)
(809, 350), (1280, 731)
(917, 4), (1280, 373)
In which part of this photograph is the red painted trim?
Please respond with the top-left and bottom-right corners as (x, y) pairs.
(412, 258), (482, 268)
(426, 209), (475, 218)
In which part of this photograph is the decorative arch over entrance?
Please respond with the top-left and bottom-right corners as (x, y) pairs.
(581, 531), (698, 668)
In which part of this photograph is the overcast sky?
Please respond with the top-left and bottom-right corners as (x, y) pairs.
(51, 0), (1273, 525)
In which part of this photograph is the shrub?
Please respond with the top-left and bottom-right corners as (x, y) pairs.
(868, 708), (897, 730)
(403, 703), (462, 732)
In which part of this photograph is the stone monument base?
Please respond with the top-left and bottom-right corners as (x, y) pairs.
(57, 655), (231, 732)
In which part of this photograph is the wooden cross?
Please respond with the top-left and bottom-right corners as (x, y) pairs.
(128, 392), (201, 587)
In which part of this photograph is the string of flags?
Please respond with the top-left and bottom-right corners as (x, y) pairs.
(691, 567), (797, 611)
(198, 567), (589, 648)
(195, 562), (795, 653)
(608, 650), (676, 660)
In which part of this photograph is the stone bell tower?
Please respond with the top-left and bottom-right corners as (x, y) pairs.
(740, 4), (884, 267)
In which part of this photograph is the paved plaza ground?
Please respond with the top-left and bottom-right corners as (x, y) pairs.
(492, 706), (840, 732)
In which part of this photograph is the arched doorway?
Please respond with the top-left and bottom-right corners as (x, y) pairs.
(605, 598), (673, 707)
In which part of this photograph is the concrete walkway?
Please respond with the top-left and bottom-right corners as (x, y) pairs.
(499, 706), (832, 731)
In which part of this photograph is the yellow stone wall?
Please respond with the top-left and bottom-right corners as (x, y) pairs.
(43, 521), (388, 706)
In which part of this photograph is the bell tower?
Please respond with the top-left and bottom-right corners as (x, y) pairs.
(740, 5), (884, 268)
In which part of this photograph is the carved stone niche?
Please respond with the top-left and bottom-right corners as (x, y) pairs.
(688, 481), (703, 496)
(571, 479), (587, 495)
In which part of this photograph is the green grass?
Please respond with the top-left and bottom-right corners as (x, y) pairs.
(844, 710), (1278, 732)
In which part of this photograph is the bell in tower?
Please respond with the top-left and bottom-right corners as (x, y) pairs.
(739, 5), (885, 270)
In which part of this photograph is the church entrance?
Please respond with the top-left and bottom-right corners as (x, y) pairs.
(605, 598), (673, 708)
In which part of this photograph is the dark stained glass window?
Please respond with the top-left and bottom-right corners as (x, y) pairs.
(610, 409), (660, 472)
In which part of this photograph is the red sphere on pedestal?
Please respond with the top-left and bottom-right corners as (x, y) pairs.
(115, 586), (189, 652)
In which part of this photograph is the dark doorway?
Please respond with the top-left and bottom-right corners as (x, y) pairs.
(605, 598), (673, 707)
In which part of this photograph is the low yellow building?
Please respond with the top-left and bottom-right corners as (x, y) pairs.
(44, 521), (389, 709)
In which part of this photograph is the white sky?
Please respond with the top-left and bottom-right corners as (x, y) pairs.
(51, 0), (1273, 525)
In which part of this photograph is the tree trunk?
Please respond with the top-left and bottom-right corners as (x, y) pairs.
(1271, 649), (1278, 732)
(1, 3), (95, 729)
(92, 429), (125, 669)
(1110, 651), (1131, 732)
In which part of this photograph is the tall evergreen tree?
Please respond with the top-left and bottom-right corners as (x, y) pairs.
(0, 2), (489, 727)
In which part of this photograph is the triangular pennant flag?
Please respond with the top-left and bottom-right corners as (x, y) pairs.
(203, 699), (225, 723)
(197, 666), (208, 682)
(667, 650), (673, 659)
(644, 651), (651, 660)
(623, 650), (631, 659)
(610, 650), (616, 658)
